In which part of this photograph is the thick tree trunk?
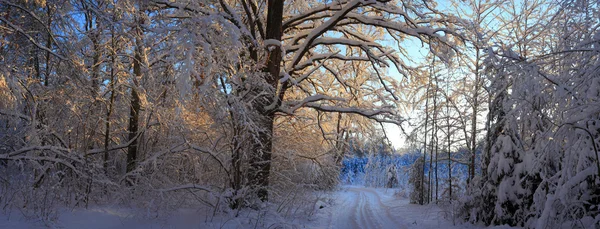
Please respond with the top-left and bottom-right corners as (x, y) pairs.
(248, 111), (274, 202)
(247, 0), (284, 202)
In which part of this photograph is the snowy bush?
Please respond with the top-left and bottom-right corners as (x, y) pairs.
(409, 157), (425, 204)
(459, 2), (600, 226)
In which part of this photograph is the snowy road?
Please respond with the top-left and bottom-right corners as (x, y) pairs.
(327, 187), (409, 229)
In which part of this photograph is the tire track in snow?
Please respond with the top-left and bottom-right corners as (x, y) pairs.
(360, 187), (411, 228)
(354, 192), (369, 228)
(328, 188), (361, 229)
(329, 187), (407, 229)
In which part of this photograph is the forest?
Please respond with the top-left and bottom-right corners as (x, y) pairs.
(0, 0), (599, 228)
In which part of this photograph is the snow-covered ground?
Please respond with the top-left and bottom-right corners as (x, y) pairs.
(0, 186), (517, 229)
(306, 186), (515, 229)
(309, 186), (411, 229)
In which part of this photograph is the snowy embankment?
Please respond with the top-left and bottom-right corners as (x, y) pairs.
(0, 206), (301, 229)
(0, 186), (517, 229)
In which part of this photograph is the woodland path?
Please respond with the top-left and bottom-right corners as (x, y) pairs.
(326, 186), (409, 229)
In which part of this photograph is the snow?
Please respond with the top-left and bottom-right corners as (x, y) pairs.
(317, 186), (404, 229)
(0, 186), (519, 229)
(0, 0), (598, 228)
(263, 39), (282, 48)
(0, 207), (247, 229)
(288, 0), (362, 68)
(307, 186), (518, 229)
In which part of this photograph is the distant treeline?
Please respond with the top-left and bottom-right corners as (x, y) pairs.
(339, 151), (477, 189)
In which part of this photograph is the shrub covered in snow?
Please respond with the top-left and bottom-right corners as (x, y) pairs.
(409, 157), (425, 204)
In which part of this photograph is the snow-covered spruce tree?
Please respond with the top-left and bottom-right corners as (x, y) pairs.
(530, 1), (600, 227)
(386, 163), (398, 188)
(461, 0), (600, 227)
(462, 40), (554, 227)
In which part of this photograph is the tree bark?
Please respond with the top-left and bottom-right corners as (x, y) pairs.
(104, 23), (117, 173)
(126, 69), (140, 174)
(469, 50), (480, 183)
(230, 126), (243, 208)
(44, 3), (52, 87)
(433, 67), (439, 203)
(435, 132), (438, 203)
(420, 75), (431, 205)
(247, 0), (284, 202)
(446, 82), (452, 200)
(126, 8), (145, 174)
